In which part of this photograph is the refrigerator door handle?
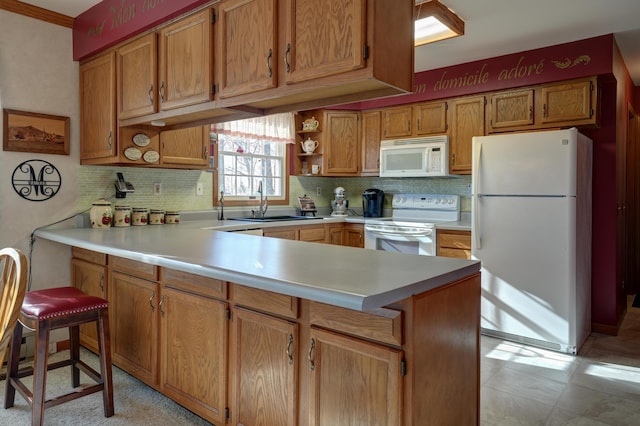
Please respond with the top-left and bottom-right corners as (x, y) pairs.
(473, 142), (482, 250)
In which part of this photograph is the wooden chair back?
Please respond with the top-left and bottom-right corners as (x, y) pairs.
(0, 248), (28, 368)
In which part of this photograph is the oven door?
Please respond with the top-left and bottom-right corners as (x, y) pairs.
(364, 226), (436, 256)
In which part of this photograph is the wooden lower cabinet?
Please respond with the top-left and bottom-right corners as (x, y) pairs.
(71, 248), (107, 352)
(110, 270), (159, 387)
(308, 327), (403, 425)
(437, 229), (472, 259)
(230, 307), (298, 426)
(343, 223), (365, 248)
(90, 253), (479, 425)
(160, 285), (228, 424)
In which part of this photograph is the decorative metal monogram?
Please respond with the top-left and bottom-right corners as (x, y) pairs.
(11, 160), (62, 201)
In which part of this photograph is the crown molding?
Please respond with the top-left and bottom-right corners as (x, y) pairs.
(0, 0), (73, 28)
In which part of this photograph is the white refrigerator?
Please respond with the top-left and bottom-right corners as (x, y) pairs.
(471, 128), (592, 354)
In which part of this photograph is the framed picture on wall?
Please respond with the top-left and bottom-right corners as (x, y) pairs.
(2, 109), (70, 155)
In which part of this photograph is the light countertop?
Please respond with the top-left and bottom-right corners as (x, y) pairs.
(35, 215), (478, 312)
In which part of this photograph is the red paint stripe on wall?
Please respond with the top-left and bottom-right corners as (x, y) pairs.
(73, 0), (210, 61)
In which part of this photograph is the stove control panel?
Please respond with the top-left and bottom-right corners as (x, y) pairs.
(392, 194), (459, 211)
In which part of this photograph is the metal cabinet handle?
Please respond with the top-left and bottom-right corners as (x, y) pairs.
(543, 103), (548, 118)
(284, 43), (291, 73)
(203, 145), (208, 160)
(308, 338), (315, 370)
(107, 130), (112, 149)
(159, 81), (165, 103)
(266, 48), (273, 78)
(99, 275), (104, 292)
(148, 84), (154, 105)
(159, 295), (165, 318)
(149, 290), (155, 312)
(286, 334), (293, 365)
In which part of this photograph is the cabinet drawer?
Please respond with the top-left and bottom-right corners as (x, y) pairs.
(263, 229), (297, 240)
(162, 268), (227, 299)
(110, 256), (158, 281)
(438, 231), (471, 249)
(299, 226), (326, 242)
(72, 247), (106, 265)
(438, 247), (471, 259)
(231, 284), (298, 319)
(309, 301), (402, 347)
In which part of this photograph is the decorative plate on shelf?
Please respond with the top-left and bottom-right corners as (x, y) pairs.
(132, 133), (151, 147)
(124, 147), (142, 161)
(143, 150), (160, 163)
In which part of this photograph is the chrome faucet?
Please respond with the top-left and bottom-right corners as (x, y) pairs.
(256, 181), (268, 218)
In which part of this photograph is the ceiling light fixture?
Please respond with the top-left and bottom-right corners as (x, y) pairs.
(415, 0), (465, 46)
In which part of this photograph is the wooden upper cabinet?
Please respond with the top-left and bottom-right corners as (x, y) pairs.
(414, 100), (447, 135)
(218, 0), (277, 98)
(284, 0), (366, 84)
(160, 126), (210, 167)
(324, 111), (360, 175)
(487, 88), (534, 133)
(382, 105), (412, 139)
(117, 33), (158, 120)
(158, 9), (214, 110)
(361, 110), (381, 175)
(449, 95), (486, 175)
(80, 52), (117, 161)
(539, 77), (597, 126)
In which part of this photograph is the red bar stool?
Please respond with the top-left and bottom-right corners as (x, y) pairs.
(4, 286), (114, 425)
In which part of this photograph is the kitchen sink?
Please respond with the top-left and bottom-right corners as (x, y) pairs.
(228, 215), (320, 222)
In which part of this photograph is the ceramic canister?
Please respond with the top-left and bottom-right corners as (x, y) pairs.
(149, 209), (165, 225)
(90, 200), (113, 229)
(132, 208), (148, 226)
(114, 205), (131, 227)
(165, 211), (180, 224)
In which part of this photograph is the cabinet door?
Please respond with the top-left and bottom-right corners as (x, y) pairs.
(117, 33), (158, 119)
(158, 9), (214, 110)
(80, 52), (116, 160)
(436, 229), (471, 259)
(343, 224), (364, 248)
(71, 258), (107, 352)
(231, 307), (298, 426)
(449, 95), (485, 175)
(361, 110), (381, 175)
(218, 0), (277, 98)
(160, 126), (209, 167)
(161, 286), (228, 424)
(328, 224), (344, 245)
(308, 327), (403, 426)
(487, 89), (534, 132)
(284, 0), (366, 84)
(110, 271), (159, 386)
(540, 78), (595, 125)
(414, 101), (447, 135)
(382, 105), (412, 139)
(324, 111), (359, 175)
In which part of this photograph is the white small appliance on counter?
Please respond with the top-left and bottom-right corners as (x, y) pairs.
(331, 187), (348, 216)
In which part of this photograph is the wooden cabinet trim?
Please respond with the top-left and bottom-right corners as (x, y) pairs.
(309, 301), (403, 347)
(230, 283), (299, 319)
(110, 256), (159, 281)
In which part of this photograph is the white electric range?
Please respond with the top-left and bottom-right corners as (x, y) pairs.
(364, 193), (460, 256)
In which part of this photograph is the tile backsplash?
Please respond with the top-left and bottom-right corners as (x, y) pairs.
(78, 166), (471, 213)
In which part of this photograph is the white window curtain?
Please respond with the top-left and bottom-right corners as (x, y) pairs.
(212, 112), (295, 143)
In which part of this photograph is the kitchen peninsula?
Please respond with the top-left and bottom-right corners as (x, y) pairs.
(35, 221), (480, 425)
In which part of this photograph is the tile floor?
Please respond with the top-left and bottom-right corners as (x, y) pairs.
(481, 297), (640, 425)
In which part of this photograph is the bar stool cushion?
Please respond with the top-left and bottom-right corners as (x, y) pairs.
(21, 287), (108, 320)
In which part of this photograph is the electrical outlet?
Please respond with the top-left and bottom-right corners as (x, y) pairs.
(316, 187), (321, 197)
(153, 182), (161, 196)
(196, 182), (204, 196)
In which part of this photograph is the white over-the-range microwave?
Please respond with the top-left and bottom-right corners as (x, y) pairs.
(379, 135), (451, 177)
